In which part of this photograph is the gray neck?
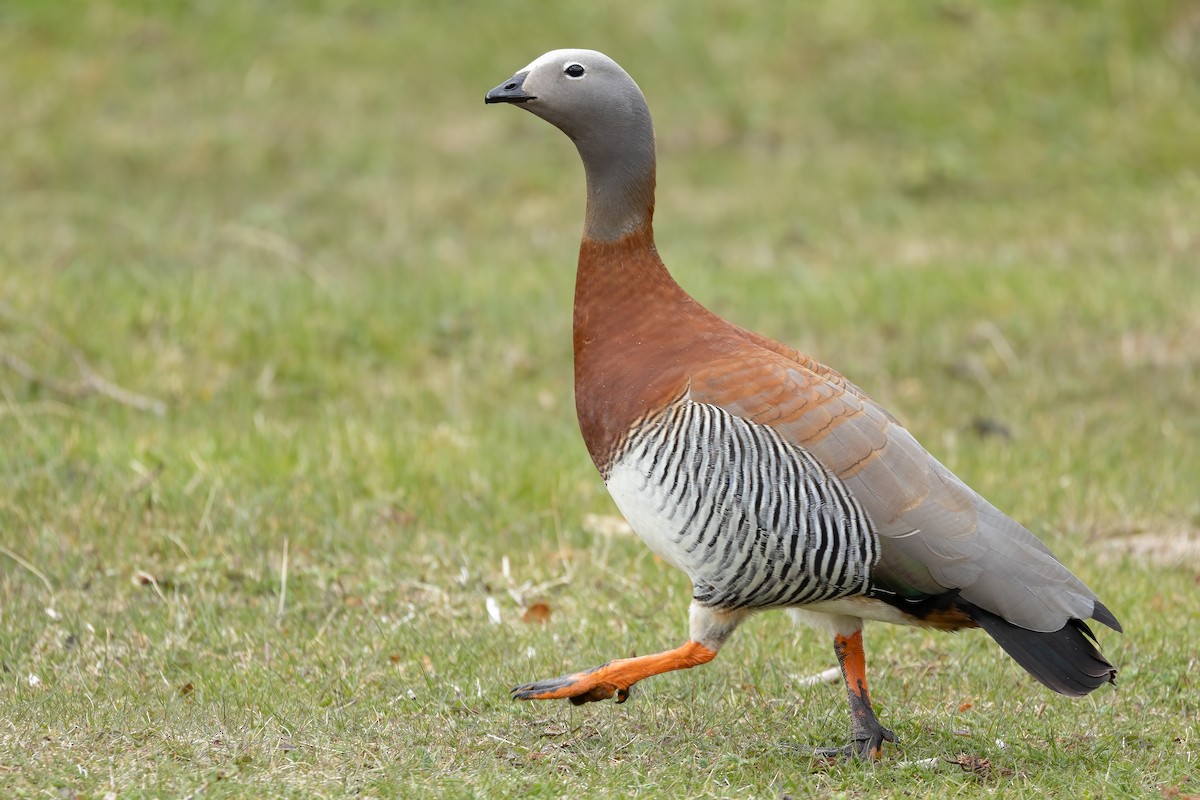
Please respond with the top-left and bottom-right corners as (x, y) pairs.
(574, 97), (657, 242)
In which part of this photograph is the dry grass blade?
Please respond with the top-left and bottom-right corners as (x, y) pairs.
(0, 304), (165, 415)
(0, 545), (55, 599)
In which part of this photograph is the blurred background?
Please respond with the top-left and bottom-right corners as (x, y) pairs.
(2, 1), (1198, 795)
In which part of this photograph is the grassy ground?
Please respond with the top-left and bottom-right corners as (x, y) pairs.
(2, 1), (1199, 797)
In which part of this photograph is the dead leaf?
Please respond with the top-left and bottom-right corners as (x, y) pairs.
(522, 602), (551, 624)
(947, 752), (992, 778)
(1162, 787), (1200, 800)
(376, 505), (416, 527)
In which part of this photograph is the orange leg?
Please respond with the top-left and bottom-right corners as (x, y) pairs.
(512, 602), (747, 705)
(512, 640), (716, 704)
(818, 630), (895, 760)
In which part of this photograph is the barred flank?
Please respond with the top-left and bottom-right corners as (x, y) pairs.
(621, 400), (880, 610)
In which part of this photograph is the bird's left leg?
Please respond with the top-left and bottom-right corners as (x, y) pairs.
(511, 602), (747, 705)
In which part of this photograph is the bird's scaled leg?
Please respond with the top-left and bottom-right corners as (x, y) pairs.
(511, 602), (747, 705)
(811, 629), (895, 761)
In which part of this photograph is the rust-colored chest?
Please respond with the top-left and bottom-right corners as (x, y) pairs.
(572, 228), (737, 475)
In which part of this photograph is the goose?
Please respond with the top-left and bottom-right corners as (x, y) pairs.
(486, 49), (1120, 759)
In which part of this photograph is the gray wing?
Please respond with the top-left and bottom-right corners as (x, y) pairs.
(690, 349), (1118, 633)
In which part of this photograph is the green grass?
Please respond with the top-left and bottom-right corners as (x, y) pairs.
(2, 0), (1199, 796)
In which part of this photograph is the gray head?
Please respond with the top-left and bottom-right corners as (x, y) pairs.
(487, 49), (657, 242)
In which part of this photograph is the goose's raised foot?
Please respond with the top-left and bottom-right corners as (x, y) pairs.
(510, 641), (717, 707)
(510, 665), (630, 705)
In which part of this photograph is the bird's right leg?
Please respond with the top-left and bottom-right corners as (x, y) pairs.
(811, 628), (895, 761)
(511, 602), (747, 705)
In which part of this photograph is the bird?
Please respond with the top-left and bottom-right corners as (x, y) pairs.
(485, 49), (1121, 760)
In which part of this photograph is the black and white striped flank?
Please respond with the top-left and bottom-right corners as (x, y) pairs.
(606, 399), (880, 610)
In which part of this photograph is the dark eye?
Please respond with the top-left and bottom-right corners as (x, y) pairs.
(564, 63), (585, 79)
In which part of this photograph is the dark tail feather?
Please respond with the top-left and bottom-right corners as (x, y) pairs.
(1090, 599), (1123, 633)
(959, 602), (1118, 697)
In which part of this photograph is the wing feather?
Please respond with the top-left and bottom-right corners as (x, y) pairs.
(690, 345), (1111, 633)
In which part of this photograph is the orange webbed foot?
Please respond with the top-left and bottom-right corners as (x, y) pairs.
(511, 662), (631, 705)
(511, 641), (717, 706)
